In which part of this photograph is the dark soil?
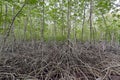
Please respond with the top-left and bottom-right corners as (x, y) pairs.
(0, 41), (120, 80)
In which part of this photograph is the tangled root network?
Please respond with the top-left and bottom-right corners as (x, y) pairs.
(0, 41), (120, 80)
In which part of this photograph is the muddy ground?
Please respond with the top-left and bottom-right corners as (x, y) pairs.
(0, 41), (120, 80)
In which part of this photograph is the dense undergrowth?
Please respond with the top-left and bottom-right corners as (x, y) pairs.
(0, 41), (120, 80)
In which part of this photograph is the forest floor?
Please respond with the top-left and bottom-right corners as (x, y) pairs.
(0, 41), (120, 80)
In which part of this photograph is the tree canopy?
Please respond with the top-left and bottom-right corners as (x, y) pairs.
(0, 0), (120, 43)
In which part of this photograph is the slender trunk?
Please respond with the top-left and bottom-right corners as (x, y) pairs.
(4, 4), (7, 29)
(0, 2), (2, 26)
(74, 22), (77, 43)
(41, 0), (45, 41)
(61, 0), (64, 37)
(81, 2), (86, 42)
(67, 0), (71, 42)
(29, 8), (33, 41)
(90, 1), (95, 44)
(54, 20), (57, 41)
(24, 17), (28, 41)
(62, 14), (64, 37)
(93, 27), (96, 43)
(89, 0), (93, 43)
(11, 6), (16, 52)
(18, 20), (21, 42)
(67, 0), (73, 53)
(0, 1), (3, 48)
(101, 12), (108, 41)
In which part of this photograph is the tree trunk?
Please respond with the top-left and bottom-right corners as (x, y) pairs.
(41, 0), (45, 41)
(89, 0), (93, 43)
(67, 0), (71, 42)
(81, 2), (86, 42)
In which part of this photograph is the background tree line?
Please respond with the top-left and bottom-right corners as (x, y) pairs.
(0, 0), (120, 44)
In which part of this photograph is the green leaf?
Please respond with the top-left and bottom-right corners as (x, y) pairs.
(26, 0), (38, 5)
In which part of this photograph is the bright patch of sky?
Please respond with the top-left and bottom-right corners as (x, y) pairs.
(110, 0), (120, 13)
(114, 0), (120, 8)
(115, 0), (120, 4)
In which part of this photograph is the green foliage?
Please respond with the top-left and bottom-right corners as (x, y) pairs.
(0, 0), (120, 42)
(25, 0), (38, 5)
(0, 28), (5, 34)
